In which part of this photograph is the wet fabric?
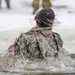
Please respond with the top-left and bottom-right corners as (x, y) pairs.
(14, 27), (63, 60)
(32, 0), (52, 11)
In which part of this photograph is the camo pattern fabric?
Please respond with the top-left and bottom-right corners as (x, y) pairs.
(32, 0), (52, 11)
(14, 27), (63, 59)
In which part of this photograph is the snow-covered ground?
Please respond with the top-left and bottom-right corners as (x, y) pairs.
(0, 0), (75, 54)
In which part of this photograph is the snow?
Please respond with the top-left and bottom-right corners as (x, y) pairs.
(0, 0), (75, 54)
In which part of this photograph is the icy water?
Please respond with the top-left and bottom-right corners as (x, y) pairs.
(0, 65), (75, 75)
(0, 70), (75, 75)
(0, 56), (75, 75)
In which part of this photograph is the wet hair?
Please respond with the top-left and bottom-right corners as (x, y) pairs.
(35, 8), (55, 27)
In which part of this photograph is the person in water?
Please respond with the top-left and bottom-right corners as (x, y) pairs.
(13, 8), (64, 60)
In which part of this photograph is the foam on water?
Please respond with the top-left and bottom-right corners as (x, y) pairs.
(0, 54), (74, 74)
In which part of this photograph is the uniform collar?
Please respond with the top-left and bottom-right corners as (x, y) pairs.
(30, 27), (52, 37)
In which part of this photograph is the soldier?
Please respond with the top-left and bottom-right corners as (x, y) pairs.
(32, 0), (52, 14)
(0, 0), (10, 9)
(13, 8), (63, 60)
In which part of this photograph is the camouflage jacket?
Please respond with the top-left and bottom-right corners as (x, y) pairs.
(14, 27), (63, 59)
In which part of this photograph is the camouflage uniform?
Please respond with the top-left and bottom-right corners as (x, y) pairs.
(32, 0), (39, 12)
(32, 0), (52, 14)
(14, 27), (63, 60)
(42, 0), (52, 8)
(0, 0), (10, 9)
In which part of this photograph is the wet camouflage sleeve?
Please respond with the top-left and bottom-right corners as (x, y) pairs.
(14, 33), (28, 58)
(14, 32), (43, 59)
(54, 33), (63, 47)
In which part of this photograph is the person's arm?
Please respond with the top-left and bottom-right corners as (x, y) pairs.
(14, 33), (27, 57)
(54, 32), (63, 47)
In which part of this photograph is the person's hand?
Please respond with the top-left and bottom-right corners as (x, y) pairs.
(8, 44), (14, 53)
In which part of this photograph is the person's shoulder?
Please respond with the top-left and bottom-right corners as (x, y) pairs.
(53, 32), (62, 41)
(53, 32), (63, 47)
(19, 31), (32, 37)
(19, 31), (37, 39)
(53, 32), (60, 36)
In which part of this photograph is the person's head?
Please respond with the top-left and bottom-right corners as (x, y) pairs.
(35, 8), (55, 28)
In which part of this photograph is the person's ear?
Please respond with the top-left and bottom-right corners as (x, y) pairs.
(34, 16), (37, 20)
